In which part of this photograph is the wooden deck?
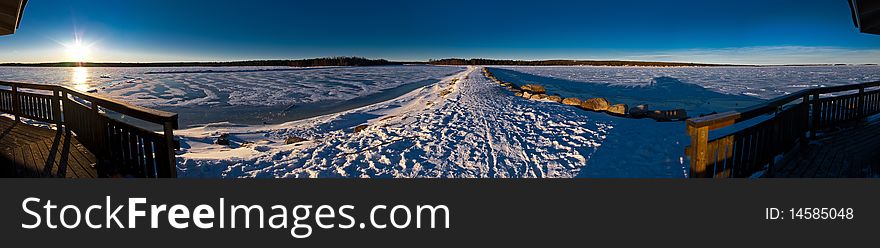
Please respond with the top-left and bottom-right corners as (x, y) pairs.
(769, 117), (880, 178)
(0, 116), (97, 178)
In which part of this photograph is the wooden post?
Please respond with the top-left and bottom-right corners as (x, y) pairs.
(10, 85), (20, 122)
(160, 120), (177, 178)
(801, 95), (810, 145)
(60, 91), (68, 133)
(52, 89), (63, 126)
(687, 124), (709, 178)
(857, 86), (865, 118)
(91, 100), (107, 175)
(810, 92), (820, 139)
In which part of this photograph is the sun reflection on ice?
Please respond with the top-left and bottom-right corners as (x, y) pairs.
(71, 67), (90, 92)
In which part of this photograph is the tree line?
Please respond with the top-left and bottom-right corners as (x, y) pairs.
(0, 57), (405, 67)
(0, 57), (764, 68)
(427, 58), (738, 67)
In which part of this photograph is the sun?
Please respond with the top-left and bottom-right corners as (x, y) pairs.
(64, 41), (91, 62)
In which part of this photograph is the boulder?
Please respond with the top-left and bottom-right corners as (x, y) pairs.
(354, 125), (369, 133)
(530, 94), (548, 100)
(607, 104), (628, 115)
(520, 84), (546, 94)
(285, 136), (307, 145)
(629, 104), (649, 118)
(215, 133), (231, 146)
(515, 92), (523, 97)
(439, 90), (450, 97)
(647, 111), (670, 121)
(669, 109), (688, 120)
(522, 91), (533, 99)
(580, 98), (610, 111)
(645, 109), (688, 121)
(545, 95), (563, 103)
(561, 97), (583, 106)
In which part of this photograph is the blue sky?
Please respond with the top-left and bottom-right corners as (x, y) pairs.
(1, 0), (879, 64)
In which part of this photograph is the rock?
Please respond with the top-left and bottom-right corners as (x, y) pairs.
(215, 133), (230, 146)
(546, 95), (563, 103)
(515, 92), (523, 97)
(354, 125), (369, 133)
(580, 98), (610, 111)
(522, 91), (533, 99)
(285, 136), (307, 144)
(646, 109), (688, 121)
(562, 97), (583, 106)
(670, 109), (688, 120)
(607, 104), (628, 115)
(629, 105), (649, 118)
(439, 89), (452, 97)
(647, 110), (670, 121)
(520, 84), (546, 94)
(530, 94), (548, 100)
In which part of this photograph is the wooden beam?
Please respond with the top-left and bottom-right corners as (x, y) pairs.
(687, 124), (710, 178)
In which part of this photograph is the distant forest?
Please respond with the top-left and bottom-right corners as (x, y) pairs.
(0, 57), (407, 67)
(427, 58), (737, 67)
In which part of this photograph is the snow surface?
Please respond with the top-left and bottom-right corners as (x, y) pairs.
(497, 65), (880, 100)
(0, 66), (464, 126)
(169, 65), (880, 178)
(175, 67), (688, 178)
(7, 65), (876, 178)
(0, 66), (463, 108)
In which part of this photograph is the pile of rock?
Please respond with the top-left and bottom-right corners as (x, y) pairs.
(482, 67), (687, 122)
(484, 68), (524, 94)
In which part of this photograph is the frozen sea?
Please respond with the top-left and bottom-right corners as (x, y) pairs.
(490, 65), (880, 116)
(0, 65), (465, 127)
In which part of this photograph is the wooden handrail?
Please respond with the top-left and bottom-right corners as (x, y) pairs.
(685, 80), (880, 178)
(0, 80), (179, 177)
(688, 81), (880, 130)
(0, 80), (178, 125)
(65, 89), (178, 126)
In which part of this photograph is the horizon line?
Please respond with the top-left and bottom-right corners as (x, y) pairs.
(1, 58), (878, 67)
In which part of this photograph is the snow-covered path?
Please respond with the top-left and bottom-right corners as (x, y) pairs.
(178, 66), (614, 178)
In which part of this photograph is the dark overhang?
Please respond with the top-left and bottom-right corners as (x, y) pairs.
(850, 0), (880, 35)
(0, 0), (27, 35)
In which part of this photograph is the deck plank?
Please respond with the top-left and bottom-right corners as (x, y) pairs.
(0, 116), (97, 178)
(773, 116), (880, 178)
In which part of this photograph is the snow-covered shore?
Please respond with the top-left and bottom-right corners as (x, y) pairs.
(177, 66), (689, 178)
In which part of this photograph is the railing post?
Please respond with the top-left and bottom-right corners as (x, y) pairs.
(160, 120), (178, 178)
(810, 92), (820, 139)
(687, 123), (709, 178)
(857, 86), (865, 118)
(91, 101), (107, 175)
(52, 88), (63, 126)
(10, 84), (20, 122)
(801, 95), (810, 145)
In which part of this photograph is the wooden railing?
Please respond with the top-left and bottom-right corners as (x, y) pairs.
(0, 80), (179, 178)
(686, 81), (880, 178)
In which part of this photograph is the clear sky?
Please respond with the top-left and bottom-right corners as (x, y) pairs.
(1, 0), (879, 64)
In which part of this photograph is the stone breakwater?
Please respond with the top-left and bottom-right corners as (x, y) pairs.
(482, 67), (687, 122)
